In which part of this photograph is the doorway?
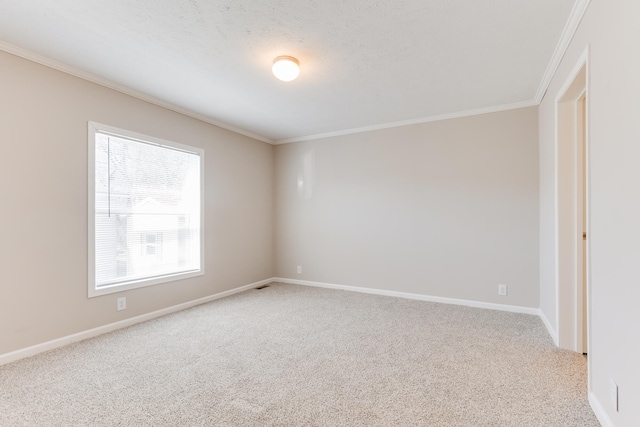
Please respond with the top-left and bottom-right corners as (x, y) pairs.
(576, 92), (587, 354)
(555, 51), (589, 355)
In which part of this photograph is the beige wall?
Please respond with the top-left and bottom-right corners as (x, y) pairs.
(539, 0), (640, 424)
(275, 107), (539, 308)
(0, 50), (275, 355)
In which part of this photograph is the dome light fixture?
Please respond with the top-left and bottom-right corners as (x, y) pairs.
(272, 56), (300, 82)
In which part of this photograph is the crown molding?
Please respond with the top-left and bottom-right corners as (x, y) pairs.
(274, 100), (538, 144)
(534, 0), (592, 103)
(2, 0), (592, 148)
(0, 40), (273, 144)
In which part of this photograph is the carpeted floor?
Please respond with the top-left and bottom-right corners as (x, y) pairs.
(0, 283), (599, 426)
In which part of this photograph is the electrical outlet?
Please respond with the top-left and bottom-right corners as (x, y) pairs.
(297, 265), (302, 274)
(498, 284), (508, 296)
(117, 297), (126, 311)
(610, 379), (618, 411)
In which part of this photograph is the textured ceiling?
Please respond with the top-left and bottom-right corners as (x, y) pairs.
(0, 0), (578, 142)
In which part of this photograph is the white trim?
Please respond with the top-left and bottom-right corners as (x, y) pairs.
(274, 278), (540, 315)
(274, 101), (538, 144)
(589, 392), (615, 427)
(534, 0), (592, 103)
(538, 308), (559, 345)
(0, 277), (560, 367)
(3, 23), (594, 147)
(553, 91), (561, 350)
(0, 38), (537, 146)
(584, 54), (592, 391)
(0, 278), (273, 366)
(555, 47), (590, 104)
(553, 46), (590, 354)
(0, 40), (272, 144)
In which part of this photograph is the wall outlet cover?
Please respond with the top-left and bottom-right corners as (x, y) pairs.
(498, 284), (508, 296)
(610, 379), (618, 411)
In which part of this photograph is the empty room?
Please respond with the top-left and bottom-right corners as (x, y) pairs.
(0, 0), (638, 426)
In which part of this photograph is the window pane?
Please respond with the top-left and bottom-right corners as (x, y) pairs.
(94, 132), (201, 288)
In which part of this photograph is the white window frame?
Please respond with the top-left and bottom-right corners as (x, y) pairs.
(88, 122), (205, 298)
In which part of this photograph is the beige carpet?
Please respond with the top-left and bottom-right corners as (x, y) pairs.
(0, 283), (599, 426)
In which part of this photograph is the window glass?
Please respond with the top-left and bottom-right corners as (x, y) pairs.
(89, 123), (203, 297)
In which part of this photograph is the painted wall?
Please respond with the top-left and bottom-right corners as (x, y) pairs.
(538, 0), (640, 424)
(0, 50), (275, 355)
(275, 107), (539, 308)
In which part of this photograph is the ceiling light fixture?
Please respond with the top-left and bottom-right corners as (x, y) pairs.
(272, 56), (300, 82)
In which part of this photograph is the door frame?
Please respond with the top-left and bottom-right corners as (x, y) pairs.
(554, 46), (591, 362)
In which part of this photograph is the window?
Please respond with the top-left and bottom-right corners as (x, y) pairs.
(88, 122), (204, 297)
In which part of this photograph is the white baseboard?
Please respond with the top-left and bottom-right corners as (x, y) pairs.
(0, 277), (554, 366)
(538, 308), (559, 345)
(273, 277), (540, 315)
(0, 278), (273, 366)
(589, 392), (615, 427)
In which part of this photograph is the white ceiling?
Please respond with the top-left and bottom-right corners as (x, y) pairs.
(0, 0), (581, 143)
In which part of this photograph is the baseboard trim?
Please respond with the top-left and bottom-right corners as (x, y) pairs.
(589, 392), (615, 427)
(273, 278), (539, 315)
(538, 308), (559, 345)
(0, 278), (273, 366)
(0, 277), (554, 366)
